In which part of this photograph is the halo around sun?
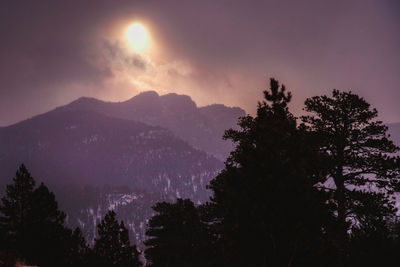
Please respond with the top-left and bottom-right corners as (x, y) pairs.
(125, 23), (150, 52)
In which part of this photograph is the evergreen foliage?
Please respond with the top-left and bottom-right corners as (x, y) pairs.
(144, 198), (213, 267)
(22, 183), (71, 266)
(0, 164), (35, 250)
(0, 164), (87, 266)
(93, 210), (142, 267)
(207, 78), (334, 266)
(65, 227), (90, 266)
(302, 90), (400, 262)
(1, 81), (400, 266)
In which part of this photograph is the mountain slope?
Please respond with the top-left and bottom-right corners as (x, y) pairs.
(0, 107), (225, 245)
(61, 91), (245, 160)
(0, 108), (222, 202)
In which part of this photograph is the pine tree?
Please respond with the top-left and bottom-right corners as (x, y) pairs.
(348, 191), (398, 266)
(208, 79), (333, 266)
(65, 227), (90, 266)
(0, 164), (80, 267)
(144, 199), (212, 267)
(24, 183), (71, 266)
(302, 90), (400, 262)
(0, 164), (35, 257)
(94, 210), (142, 267)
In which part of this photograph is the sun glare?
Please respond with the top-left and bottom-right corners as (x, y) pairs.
(125, 23), (149, 52)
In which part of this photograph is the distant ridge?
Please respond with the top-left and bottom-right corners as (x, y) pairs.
(0, 107), (222, 199)
(0, 106), (224, 245)
(61, 91), (246, 160)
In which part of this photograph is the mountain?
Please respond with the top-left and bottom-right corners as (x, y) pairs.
(0, 108), (222, 201)
(61, 91), (245, 160)
(2, 90), (395, 247)
(0, 105), (226, 245)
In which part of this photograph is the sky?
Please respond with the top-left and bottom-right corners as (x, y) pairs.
(0, 0), (399, 126)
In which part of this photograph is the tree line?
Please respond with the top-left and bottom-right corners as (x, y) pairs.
(144, 79), (400, 266)
(0, 165), (142, 267)
(0, 78), (399, 266)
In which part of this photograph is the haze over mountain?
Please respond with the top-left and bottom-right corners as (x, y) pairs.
(61, 91), (245, 160)
(0, 91), (398, 246)
(0, 108), (222, 197)
(0, 91), (245, 244)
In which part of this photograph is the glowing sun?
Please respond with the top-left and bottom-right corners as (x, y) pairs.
(125, 23), (150, 52)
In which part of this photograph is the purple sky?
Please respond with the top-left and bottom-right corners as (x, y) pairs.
(0, 0), (399, 126)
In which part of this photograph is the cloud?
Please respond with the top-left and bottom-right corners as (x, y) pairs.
(87, 39), (195, 100)
(0, 0), (399, 126)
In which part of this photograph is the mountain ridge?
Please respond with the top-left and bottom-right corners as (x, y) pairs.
(0, 92), (242, 245)
(0, 106), (225, 244)
(60, 91), (245, 160)
(0, 108), (222, 193)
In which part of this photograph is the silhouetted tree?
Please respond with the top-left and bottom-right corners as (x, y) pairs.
(94, 210), (142, 267)
(0, 164), (35, 254)
(348, 191), (399, 267)
(24, 182), (72, 266)
(208, 79), (334, 266)
(302, 90), (400, 262)
(65, 227), (90, 266)
(0, 164), (88, 267)
(145, 198), (213, 267)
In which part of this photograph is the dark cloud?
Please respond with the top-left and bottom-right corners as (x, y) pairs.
(0, 0), (399, 125)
